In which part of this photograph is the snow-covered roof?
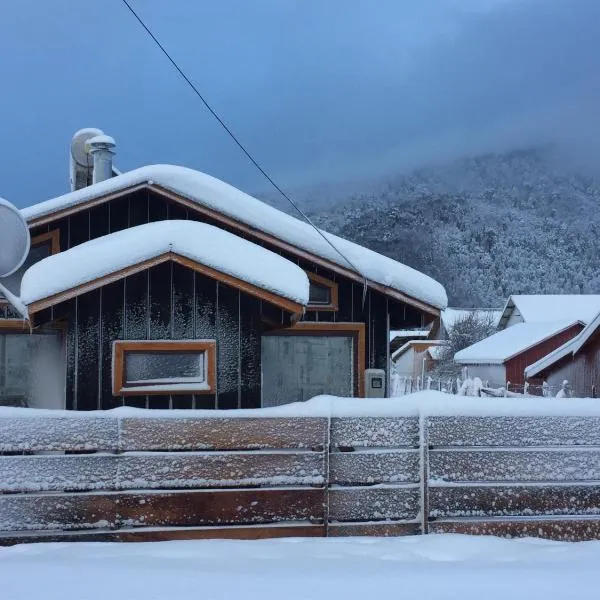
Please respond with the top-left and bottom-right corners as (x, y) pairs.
(454, 320), (581, 365)
(526, 309), (600, 378)
(441, 307), (501, 331)
(391, 339), (447, 362)
(21, 165), (447, 310)
(389, 328), (430, 342)
(498, 295), (600, 329)
(20, 220), (309, 309)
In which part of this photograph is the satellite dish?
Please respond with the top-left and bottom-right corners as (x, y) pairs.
(70, 127), (104, 191)
(71, 127), (104, 167)
(0, 197), (30, 278)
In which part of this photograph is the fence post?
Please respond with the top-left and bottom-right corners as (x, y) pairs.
(419, 411), (429, 535)
(324, 414), (331, 537)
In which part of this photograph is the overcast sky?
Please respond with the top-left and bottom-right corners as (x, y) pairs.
(1, 0), (599, 207)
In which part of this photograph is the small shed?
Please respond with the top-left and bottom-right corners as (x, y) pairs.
(391, 340), (448, 379)
(454, 320), (584, 388)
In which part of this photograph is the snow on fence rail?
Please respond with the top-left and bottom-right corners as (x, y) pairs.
(3, 394), (600, 544)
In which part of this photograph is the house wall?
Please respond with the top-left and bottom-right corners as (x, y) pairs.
(42, 262), (266, 411)
(462, 364), (506, 386)
(505, 324), (584, 386)
(393, 348), (416, 378)
(534, 330), (600, 397)
(28, 188), (428, 379)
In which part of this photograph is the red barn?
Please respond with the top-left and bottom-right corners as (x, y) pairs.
(526, 312), (600, 397)
(454, 320), (584, 389)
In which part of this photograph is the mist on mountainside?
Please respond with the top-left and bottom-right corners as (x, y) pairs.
(271, 147), (600, 308)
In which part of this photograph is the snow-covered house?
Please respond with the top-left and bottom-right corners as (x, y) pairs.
(391, 339), (447, 380)
(497, 295), (600, 330)
(0, 130), (447, 410)
(454, 320), (584, 387)
(389, 326), (432, 354)
(525, 311), (600, 396)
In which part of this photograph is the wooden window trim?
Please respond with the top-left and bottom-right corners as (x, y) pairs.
(0, 319), (30, 332)
(306, 272), (339, 312)
(25, 183), (440, 317)
(113, 340), (217, 397)
(31, 229), (60, 255)
(0, 229), (60, 308)
(264, 322), (366, 397)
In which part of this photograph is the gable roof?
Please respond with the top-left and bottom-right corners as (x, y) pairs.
(391, 339), (447, 362)
(498, 295), (600, 330)
(525, 309), (600, 378)
(389, 327), (431, 342)
(21, 165), (447, 312)
(20, 220), (308, 316)
(454, 320), (581, 365)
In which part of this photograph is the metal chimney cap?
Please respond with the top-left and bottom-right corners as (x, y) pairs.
(86, 134), (116, 152)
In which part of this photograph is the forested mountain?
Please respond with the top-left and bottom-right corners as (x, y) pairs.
(291, 149), (600, 307)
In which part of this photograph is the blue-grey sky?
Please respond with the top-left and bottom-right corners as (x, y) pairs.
(1, 0), (599, 207)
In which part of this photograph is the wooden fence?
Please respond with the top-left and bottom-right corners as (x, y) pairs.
(1, 405), (600, 544)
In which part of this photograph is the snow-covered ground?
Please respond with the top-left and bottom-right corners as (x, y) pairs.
(1, 534), (599, 600)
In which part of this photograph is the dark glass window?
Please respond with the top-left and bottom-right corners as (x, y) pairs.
(309, 281), (331, 305)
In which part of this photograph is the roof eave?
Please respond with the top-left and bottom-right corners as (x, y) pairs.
(26, 250), (305, 320)
(24, 181), (444, 315)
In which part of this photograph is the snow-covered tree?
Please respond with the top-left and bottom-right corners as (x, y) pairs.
(432, 312), (497, 379)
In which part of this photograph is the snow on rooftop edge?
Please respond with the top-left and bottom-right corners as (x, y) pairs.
(20, 220), (309, 306)
(4, 391), (600, 419)
(454, 320), (579, 364)
(503, 295), (600, 325)
(20, 164), (447, 309)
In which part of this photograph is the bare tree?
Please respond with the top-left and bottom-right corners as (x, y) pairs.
(433, 312), (497, 379)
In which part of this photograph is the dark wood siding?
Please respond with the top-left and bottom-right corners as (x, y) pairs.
(54, 263), (265, 411)
(23, 187), (439, 407)
(535, 329), (600, 397)
(505, 324), (584, 386)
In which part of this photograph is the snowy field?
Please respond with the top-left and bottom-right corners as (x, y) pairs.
(1, 534), (599, 600)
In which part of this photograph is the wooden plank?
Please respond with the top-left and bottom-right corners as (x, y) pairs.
(429, 484), (600, 518)
(0, 524), (325, 546)
(117, 488), (326, 527)
(328, 522), (420, 537)
(429, 448), (600, 482)
(0, 530), (117, 546)
(116, 524), (325, 541)
(329, 450), (419, 485)
(428, 416), (600, 447)
(429, 518), (600, 542)
(119, 417), (328, 451)
(118, 452), (325, 489)
(328, 486), (420, 522)
(331, 417), (419, 449)
(0, 415), (118, 452)
(0, 454), (117, 493)
(0, 493), (116, 531)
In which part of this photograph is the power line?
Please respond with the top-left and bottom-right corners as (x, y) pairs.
(119, 0), (366, 282)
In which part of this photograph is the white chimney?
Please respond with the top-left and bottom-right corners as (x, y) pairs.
(86, 134), (117, 184)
